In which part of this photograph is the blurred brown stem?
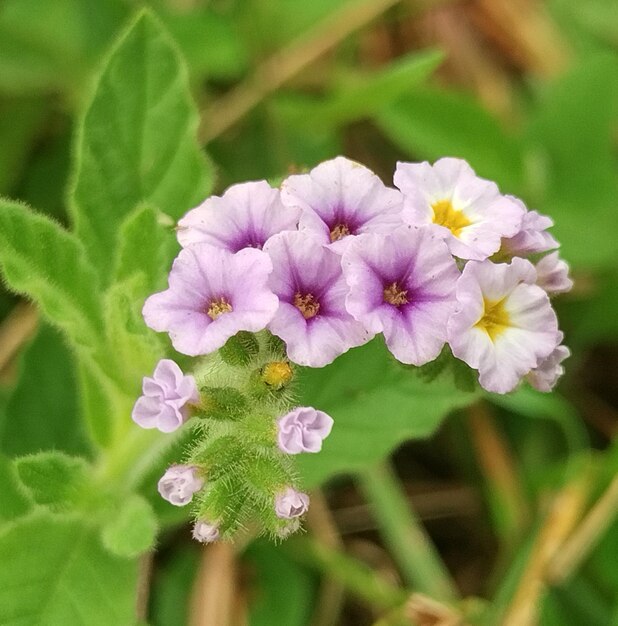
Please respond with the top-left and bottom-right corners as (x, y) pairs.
(548, 474), (618, 585)
(201, 0), (452, 142)
(467, 401), (529, 546)
(501, 471), (590, 626)
(0, 301), (38, 379)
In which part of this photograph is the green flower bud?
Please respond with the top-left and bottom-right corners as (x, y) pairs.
(219, 331), (260, 366)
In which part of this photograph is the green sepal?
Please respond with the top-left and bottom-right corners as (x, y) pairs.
(244, 452), (295, 498)
(195, 475), (250, 535)
(191, 435), (249, 481)
(14, 451), (91, 511)
(198, 386), (249, 421)
(219, 331), (260, 366)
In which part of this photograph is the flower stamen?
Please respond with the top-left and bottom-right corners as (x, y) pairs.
(294, 293), (320, 319)
(207, 297), (233, 320)
(431, 199), (471, 237)
(476, 297), (510, 341)
(383, 282), (408, 307)
(330, 223), (351, 242)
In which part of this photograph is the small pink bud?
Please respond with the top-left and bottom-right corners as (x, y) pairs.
(192, 520), (220, 543)
(275, 487), (309, 519)
(157, 465), (203, 507)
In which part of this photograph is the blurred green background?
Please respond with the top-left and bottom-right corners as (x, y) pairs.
(0, 0), (617, 625)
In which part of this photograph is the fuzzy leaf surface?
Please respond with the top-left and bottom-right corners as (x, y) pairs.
(70, 10), (214, 283)
(0, 511), (138, 625)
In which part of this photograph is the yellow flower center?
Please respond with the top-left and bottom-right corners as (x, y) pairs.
(294, 293), (320, 319)
(475, 298), (511, 341)
(330, 223), (351, 242)
(206, 297), (233, 320)
(262, 361), (294, 389)
(383, 282), (408, 307)
(431, 199), (471, 237)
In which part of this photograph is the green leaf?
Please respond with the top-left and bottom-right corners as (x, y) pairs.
(14, 451), (90, 510)
(525, 53), (618, 269)
(114, 203), (178, 292)
(3, 324), (87, 457)
(0, 199), (105, 348)
(75, 355), (136, 449)
(70, 10), (214, 283)
(297, 339), (478, 487)
(376, 87), (525, 192)
(0, 453), (30, 523)
(0, 511), (139, 625)
(101, 494), (158, 558)
(104, 276), (163, 388)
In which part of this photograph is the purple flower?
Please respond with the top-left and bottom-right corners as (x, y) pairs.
(526, 334), (570, 392)
(281, 156), (403, 253)
(192, 520), (220, 543)
(263, 231), (370, 367)
(342, 226), (460, 365)
(132, 359), (199, 433)
(143, 244), (279, 356)
(277, 407), (334, 454)
(447, 258), (561, 394)
(157, 465), (204, 507)
(499, 202), (559, 257)
(394, 158), (524, 260)
(177, 180), (300, 251)
(275, 487), (310, 519)
(535, 252), (573, 295)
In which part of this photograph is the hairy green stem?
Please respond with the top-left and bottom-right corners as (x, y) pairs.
(358, 462), (459, 602)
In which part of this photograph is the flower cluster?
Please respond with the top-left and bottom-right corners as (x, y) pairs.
(134, 156), (572, 542)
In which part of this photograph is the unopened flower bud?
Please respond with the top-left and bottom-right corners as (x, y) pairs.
(275, 487), (309, 519)
(192, 520), (220, 543)
(262, 361), (294, 389)
(157, 465), (203, 507)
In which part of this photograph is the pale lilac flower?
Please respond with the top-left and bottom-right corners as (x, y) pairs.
(281, 156), (403, 253)
(192, 520), (220, 543)
(499, 202), (559, 257)
(526, 334), (570, 392)
(158, 465), (204, 507)
(535, 252), (573, 295)
(177, 180), (300, 251)
(143, 244), (279, 356)
(277, 407), (334, 454)
(275, 487), (310, 519)
(263, 231), (370, 367)
(394, 158), (524, 260)
(448, 258), (561, 394)
(342, 226), (460, 365)
(132, 360), (198, 433)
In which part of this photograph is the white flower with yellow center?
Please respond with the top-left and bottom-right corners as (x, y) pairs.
(447, 258), (560, 394)
(394, 158), (525, 260)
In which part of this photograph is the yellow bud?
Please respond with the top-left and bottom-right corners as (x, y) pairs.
(261, 361), (293, 389)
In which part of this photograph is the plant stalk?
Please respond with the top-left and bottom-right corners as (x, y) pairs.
(358, 462), (459, 602)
